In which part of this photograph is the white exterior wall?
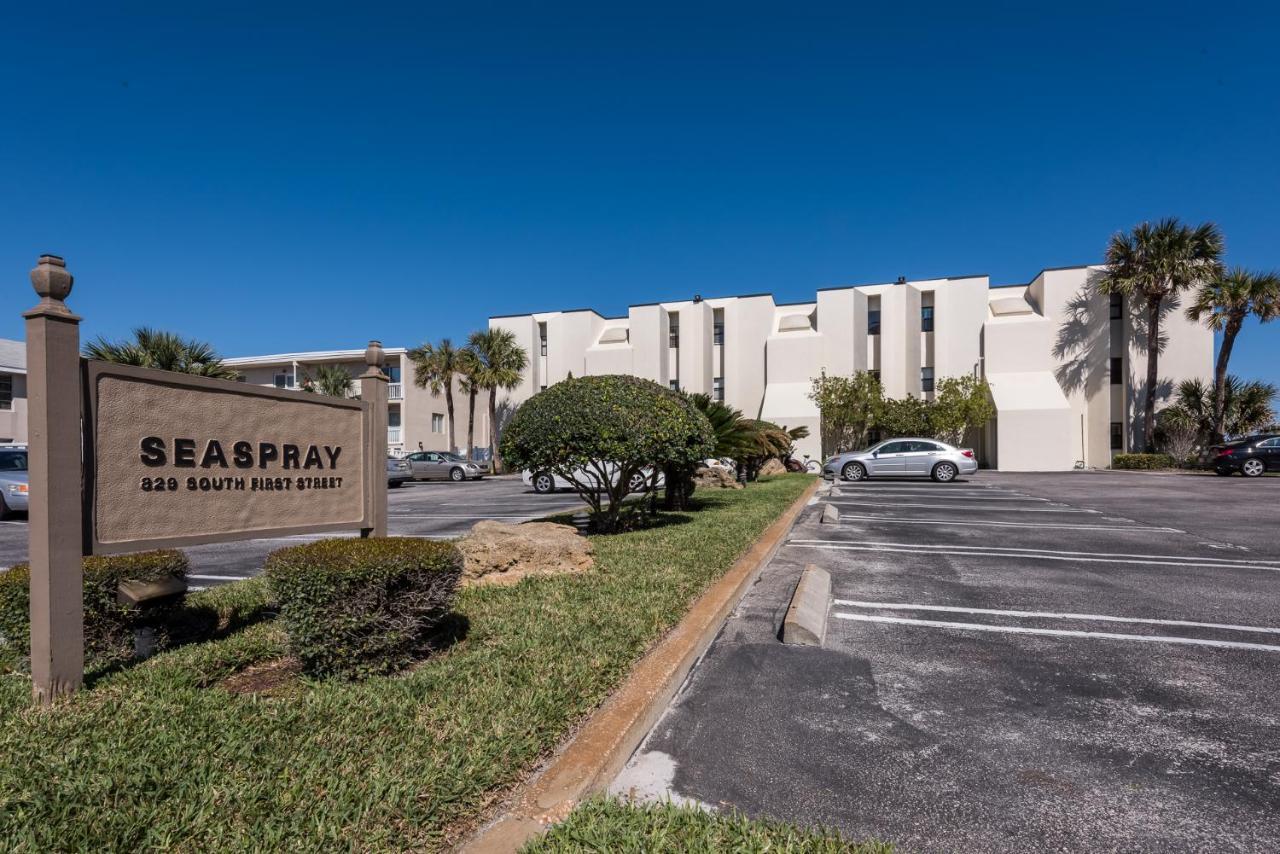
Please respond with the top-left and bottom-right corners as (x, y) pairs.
(492, 264), (1214, 472)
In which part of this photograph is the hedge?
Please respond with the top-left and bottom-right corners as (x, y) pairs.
(264, 537), (462, 679)
(0, 550), (189, 666)
(1111, 453), (1178, 470)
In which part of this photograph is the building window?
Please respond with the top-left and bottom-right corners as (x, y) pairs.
(1111, 422), (1123, 450)
(273, 372), (291, 389)
(669, 379), (679, 391)
(921, 367), (935, 393)
(539, 384), (547, 392)
(0, 375), (10, 410)
(431, 413), (444, 433)
(868, 310), (881, 336)
(712, 377), (724, 401)
(1110, 356), (1123, 385)
(388, 410), (402, 428)
(869, 370), (881, 383)
(539, 322), (548, 356)
(668, 315), (680, 348)
(713, 315), (724, 346)
(921, 305), (934, 333)
(385, 364), (401, 383)
(1109, 293), (1123, 320)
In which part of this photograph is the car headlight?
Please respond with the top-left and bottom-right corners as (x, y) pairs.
(9, 484), (27, 495)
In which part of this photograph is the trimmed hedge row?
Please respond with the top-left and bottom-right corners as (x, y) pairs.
(265, 537), (462, 679)
(1111, 453), (1178, 470)
(0, 550), (188, 665)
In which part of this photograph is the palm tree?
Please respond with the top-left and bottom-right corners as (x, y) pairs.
(301, 364), (353, 397)
(1169, 376), (1277, 440)
(1185, 268), (1280, 442)
(687, 393), (758, 460)
(468, 328), (529, 473)
(408, 338), (468, 453)
(456, 348), (482, 460)
(84, 326), (239, 379)
(1095, 218), (1224, 450)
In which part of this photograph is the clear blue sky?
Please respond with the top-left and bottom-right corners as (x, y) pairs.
(3, 3), (1277, 383)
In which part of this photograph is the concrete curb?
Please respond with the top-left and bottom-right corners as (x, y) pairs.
(781, 564), (831, 646)
(460, 477), (820, 853)
(820, 502), (840, 524)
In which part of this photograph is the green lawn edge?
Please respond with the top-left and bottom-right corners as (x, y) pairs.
(522, 797), (892, 853)
(0, 474), (812, 851)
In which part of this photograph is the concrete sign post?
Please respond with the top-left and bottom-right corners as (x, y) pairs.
(22, 254), (389, 704)
(359, 340), (389, 538)
(25, 255), (85, 704)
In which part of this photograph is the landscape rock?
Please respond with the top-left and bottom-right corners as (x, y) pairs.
(758, 458), (788, 476)
(456, 520), (595, 586)
(692, 466), (743, 490)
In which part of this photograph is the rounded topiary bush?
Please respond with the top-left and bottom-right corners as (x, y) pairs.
(500, 375), (715, 531)
(0, 549), (188, 667)
(264, 537), (462, 679)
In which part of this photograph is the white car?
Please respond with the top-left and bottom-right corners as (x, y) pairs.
(524, 465), (666, 495)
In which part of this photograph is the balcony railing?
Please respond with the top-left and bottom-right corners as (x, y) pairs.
(388, 382), (403, 400)
(388, 427), (402, 443)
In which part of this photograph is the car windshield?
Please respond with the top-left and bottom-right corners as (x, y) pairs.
(0, 451), (28, 472)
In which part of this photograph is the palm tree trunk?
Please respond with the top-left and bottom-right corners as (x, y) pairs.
(1212, 317), (1242, 443)
(1143, 297), (1161, 451)
(487, 387), (499, 474)
(444, 380), (457, 455)
(466, 389), (476, 460)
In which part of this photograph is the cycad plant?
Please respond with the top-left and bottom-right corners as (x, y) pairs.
(1185, 268), (1280, 442)
(1095, 218), (1224, 450)
(1165, 376), (1277, 442)
(83, 327), (239, 379)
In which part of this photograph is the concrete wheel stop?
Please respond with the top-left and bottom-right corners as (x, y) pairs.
(782, 564), (831, 646)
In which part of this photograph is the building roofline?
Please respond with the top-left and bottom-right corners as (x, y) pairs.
(224, 347), (408, 365)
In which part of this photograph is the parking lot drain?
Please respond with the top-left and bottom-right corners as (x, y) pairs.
(782, 564), (831, 646)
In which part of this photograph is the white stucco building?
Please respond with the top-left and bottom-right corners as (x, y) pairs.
(489, 265), (1213, 471)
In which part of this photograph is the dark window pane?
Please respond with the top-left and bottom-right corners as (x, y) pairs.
(1110, 422), (1123, 450)
(921, 305), (934, 332)
(868, 310), (881, 335)
(1110, 357), (1123, 385)
(1110, 293), (1123, 320)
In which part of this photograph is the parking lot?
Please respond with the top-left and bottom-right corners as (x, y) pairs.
(0, 475), (587, 588)
(613, 471), (1280, 852)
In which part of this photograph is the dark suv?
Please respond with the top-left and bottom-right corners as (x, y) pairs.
(1211, 434), (1280, 477)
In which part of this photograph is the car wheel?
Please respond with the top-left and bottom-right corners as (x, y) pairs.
(932, 462), (958, 483)
(1242, 459), (1265, 478)
(388, 480), (402, 489)
(841, 462), (866, 482)
(533, 472), (555, 494)
(449, 467), (466, 482)
(627, 472), (647, 493)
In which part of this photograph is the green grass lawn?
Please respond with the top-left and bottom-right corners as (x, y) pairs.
(0, 474), (812, 851)
(523, 798), (891, 853)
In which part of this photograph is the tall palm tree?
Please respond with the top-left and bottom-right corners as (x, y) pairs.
(457, 347), (481, 459)
(468, 328), (529, 473)
(1095, 218), (1224, 450)
(301, 363), (353, 397)
(408, 338), (467, 453)
(84, 326), (239, 379)
(1185, 267), (1280, 442)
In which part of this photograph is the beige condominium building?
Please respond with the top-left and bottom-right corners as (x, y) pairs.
(0, 339), (27, 445)
(489, 265), (1212, 471)
(224, 348), (489, 459)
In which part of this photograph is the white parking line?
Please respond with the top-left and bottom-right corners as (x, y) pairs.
(389, 513), (572, 519)
(832, 513), (1182, 532)
(829, 501), (1098, 514)
(833, 613), (1280, 653)
(833, 600), (1280, 635)
(789, 539), (1280, 567)
(831, 493), (1050, 502)
(786, 541), (1280, 572)
(187, 574), (252, 583)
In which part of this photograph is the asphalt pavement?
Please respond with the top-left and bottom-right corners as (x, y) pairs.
(612, 470), (1280, 852)
(0, 475), (587, 587)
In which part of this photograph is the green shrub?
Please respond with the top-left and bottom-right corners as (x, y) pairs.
(0, 550), (188, 666)
(500, 374), (714, 531)
(1111, 453), (1178, 470)
(264, 537), (462, 679)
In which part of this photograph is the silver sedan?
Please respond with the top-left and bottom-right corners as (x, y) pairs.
(823, 438), (978, 483)
(0, 447), (28, 518)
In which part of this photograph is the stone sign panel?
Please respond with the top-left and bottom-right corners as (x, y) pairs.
(85, 362), (371, 553)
